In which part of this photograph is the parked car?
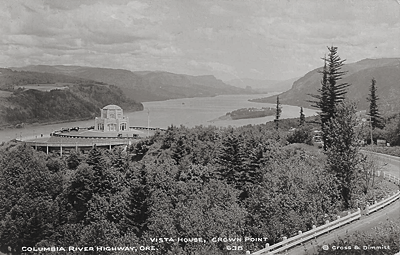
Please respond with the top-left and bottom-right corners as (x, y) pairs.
(312, 131), (324, 148)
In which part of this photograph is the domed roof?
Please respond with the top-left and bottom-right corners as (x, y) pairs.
(102, 104), (122, 110)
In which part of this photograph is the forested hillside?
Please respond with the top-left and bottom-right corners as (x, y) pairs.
(0, 84), (143, 127)
(0, 68), (143, 127)
(251, 58), (400, 113)
(0, 124), (395, 254)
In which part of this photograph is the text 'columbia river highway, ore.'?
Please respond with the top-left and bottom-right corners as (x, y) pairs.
(21, 237), (269, 253)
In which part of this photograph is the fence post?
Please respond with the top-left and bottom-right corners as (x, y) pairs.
(265, 243), (270, 249)
(312, 225), (317, 239)
(297, 231), (302, 242)
(246, 251), (250, 255)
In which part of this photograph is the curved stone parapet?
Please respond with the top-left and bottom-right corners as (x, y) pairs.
(129, 126), (167, 131)
(18, 125), (166, 155)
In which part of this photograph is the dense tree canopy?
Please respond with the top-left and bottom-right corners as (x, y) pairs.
(0, 122), (395, 254)
(2, 84), (143, 126)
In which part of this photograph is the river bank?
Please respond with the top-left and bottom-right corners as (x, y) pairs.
(0, 94), (318, 143)
(0, 116), (94, 131)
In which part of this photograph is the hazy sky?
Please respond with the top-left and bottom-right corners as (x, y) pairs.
(0, 0), (399, 80)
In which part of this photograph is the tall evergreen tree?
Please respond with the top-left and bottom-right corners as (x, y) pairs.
(216, 130), (244, 187)
(366, 78), (383, 129)
(308, 56), (329, 121)
(309, 57), (330, 150)
(325, 46), (350, 117)
(275, 96), (282, 130)
(309, 47), (350, 150)
(299, 107), (305, 126)
(325, 101), (362, 209)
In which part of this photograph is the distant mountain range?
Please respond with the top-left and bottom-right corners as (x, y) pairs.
(11, 65), (249, 102)
(226, 77), (298, 93)
(0, 65), (250, 127)
(5, 58), (399, 128)
(250, 58), (400, 113)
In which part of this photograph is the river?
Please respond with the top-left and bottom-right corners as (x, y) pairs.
(0, 94), (317, 143)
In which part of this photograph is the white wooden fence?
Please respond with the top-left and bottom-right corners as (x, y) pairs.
(247, 151), (400, 254)
(247, 190), (400, 254)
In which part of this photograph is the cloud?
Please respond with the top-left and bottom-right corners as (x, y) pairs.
(0, 0), (182, 68)
(209, 4), (231, 16)
(0, 0), (399, 80)
(187, 60), (237, 77)
(42, 0), (94, 10)
(139, 43), (182, 57)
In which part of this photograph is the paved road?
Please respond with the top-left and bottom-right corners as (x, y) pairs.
(362, 150), (400, 178)
(285, 199), (400, 255)
(274, 152), (400, 255)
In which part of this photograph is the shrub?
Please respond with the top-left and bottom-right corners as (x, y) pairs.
(287, 126), (313, 145)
